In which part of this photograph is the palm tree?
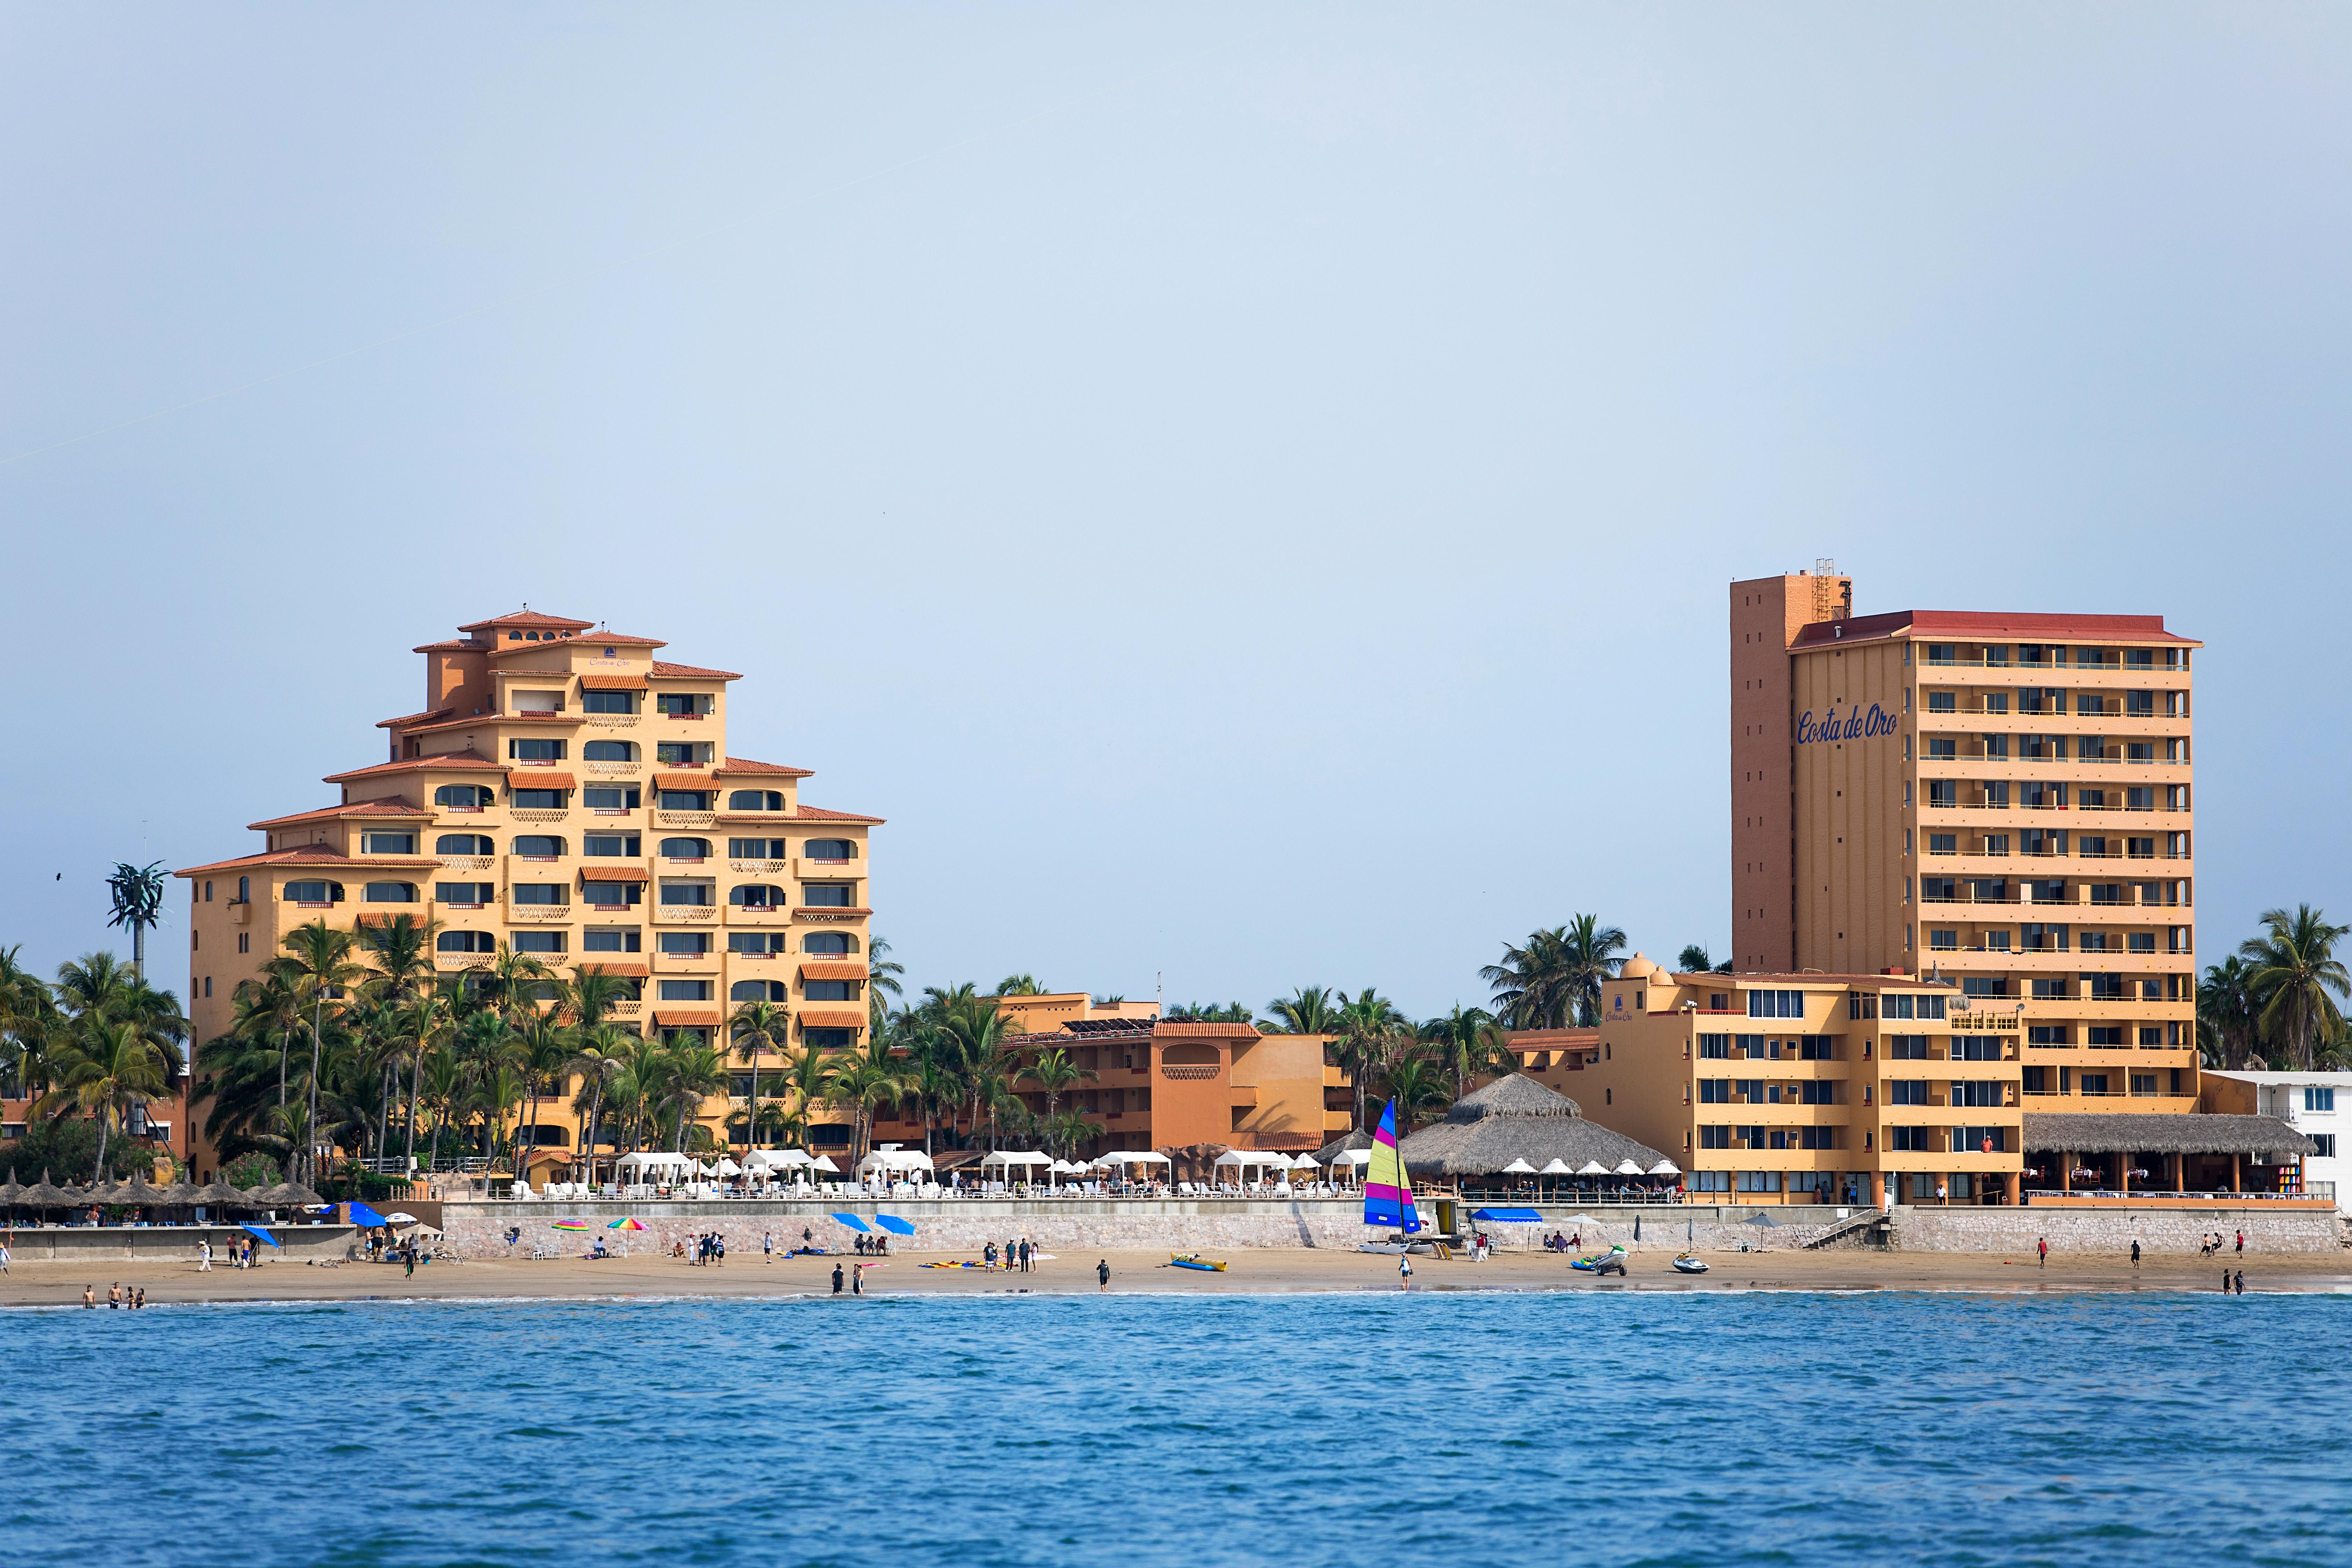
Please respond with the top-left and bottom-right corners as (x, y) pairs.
(563, 966), (633, 1032)
(1262, 986), (1341, 1035)
(1678, 944), (1712, 973)
(1482, 927), (1572, 1029)
(822, 1036), (913, 1166)
(729, 1000), (789, 1145)
(2240, 906), (2352, 1072)
(1380, 1049), (1454, 1133)
(994, 974), (1044, 996)
(2198, 957), (2261, 1069)
(0, 945), (58, 1101)
(773, 1039), (835, 1150)
(867, 936), (905, 1032)
(37, 1015), (180, 1180)
(1419, 1004), (1511, 1098)
(1024, 1046), (1095, 1119)
(1560, 915), (1630, 1027)
(479, 943), (556, 1025)
(358, 913), (440, 1003)
(512, 1009), (572, 1181)
(388, 990), (453, 1172)
(566, 1022), (633, 1188)
(657, 1036), (729, 1153)
(271, 920), (366, 1183)
(1330, 987), (1408, 1133)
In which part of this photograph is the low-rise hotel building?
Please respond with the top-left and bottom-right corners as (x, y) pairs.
(1573, 955), (2022, 1206)
(173, 609), (881, 1176)
(1731, 568), (2200, 1118)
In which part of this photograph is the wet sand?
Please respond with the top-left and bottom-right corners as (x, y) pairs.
(6, 1242), (2346, 1306)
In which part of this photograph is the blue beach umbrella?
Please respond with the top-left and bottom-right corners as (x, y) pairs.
(830, 1212), (873, 1233)
(346, 1201), (391, 1228)
(872, 1214), (916, 1237)
(1470, 1208), (1545, 1224)
(239, 1224), (282, 1248)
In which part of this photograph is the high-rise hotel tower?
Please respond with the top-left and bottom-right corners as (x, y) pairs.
(173, 609), (881, 1177)
(1730, 569), (2199, 1114)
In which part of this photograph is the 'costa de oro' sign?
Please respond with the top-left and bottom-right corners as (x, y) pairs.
(1797, 704), (1899, 745)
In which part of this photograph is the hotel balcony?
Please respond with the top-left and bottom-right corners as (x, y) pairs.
(651, 902), (720, 924)
(508, 906), (574, 923)
(654, 811), (716, 830)
(726, 905), (791, 925)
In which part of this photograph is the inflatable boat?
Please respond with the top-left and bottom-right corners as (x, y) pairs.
(1168, 1254), (1228, 1272)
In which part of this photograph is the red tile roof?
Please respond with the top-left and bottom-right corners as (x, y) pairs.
(652, 1010), (722, 1028)
(580, 866), (648, 883)
(579, 673), (650, 691)
(1792, 610), (2197, 649)
(792, 806), (885, 824)
(458, 609), (596, 633)
(375, 708), (455, 730)
(490, 634), (666, 658)
(323, 751), (506, 783)
(412, 638), (491, 654)
(174, 848), (440, 877)
(1154, 1021), (1261, 1040)
(246, 797), (428, 830)
(798, 961), (868, 982)
(511, 772), (577, 790)
(795, 906), (872, 918)
(797, 1008), (867, 1028)
(649, 660), (743, 681)
(402, 709), (583, 736)
(573, 961), (648, 978)
(652, 772), (715, 790)
(714, 757), (813, 778)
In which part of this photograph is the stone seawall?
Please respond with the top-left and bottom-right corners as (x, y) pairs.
(1893, 1204), (2341, 1254)
(439, 1200), (1843, 1257)
(3, 1224), (359, 1262)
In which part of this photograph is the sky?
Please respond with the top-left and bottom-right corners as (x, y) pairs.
(3, 4), (2348, 1020)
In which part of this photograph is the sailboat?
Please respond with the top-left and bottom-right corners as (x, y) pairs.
(1356, 1099), (1428, 1255)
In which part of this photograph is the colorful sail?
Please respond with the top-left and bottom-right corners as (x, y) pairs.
(1363, 1099), (1421, 1234)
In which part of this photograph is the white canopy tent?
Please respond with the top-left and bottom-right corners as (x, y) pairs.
(1647, 1159), (1682, 1177)
(980, 1150), (1053, 1167)
(1612, 1159), (1647, 1177)
(616, 1153), (693, 1173)
(1327, 1149), (1372, 1167)
(742, 1149), (812, 1172)
(857, 1147), (935, 1177)
(811, 1155), (841, 1174)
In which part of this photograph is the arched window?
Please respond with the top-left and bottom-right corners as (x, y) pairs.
(729, 884), (785, 908)
(659, 838), (710, 859)
(728, 789), (784, 811)
(513, 836), (565, 858)
(802, 839), (854, 862)
(732, 980), (788, 1002)
(436, 833), (494, 854)
(236, 876), (250, 902)
(802, 932), (854, 955)
(437, 930), (497, 953)
(583, 740), (636, 762)
(362, 882), (418, 903)
(434, 784), (494, 808)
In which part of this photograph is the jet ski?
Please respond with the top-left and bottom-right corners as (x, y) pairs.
(1671, 1254), (1709, 1274)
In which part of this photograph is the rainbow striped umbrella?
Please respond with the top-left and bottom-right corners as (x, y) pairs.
(608, 1217), (646, 1231)
(551, 1219), (592, 1231)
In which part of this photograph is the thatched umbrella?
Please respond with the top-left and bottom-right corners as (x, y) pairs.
(0, 1167), (21, 1207)
(190, 1179), (250, 1207)
(20, 1170), (81, 1210)
(87, 1176), (129, 1205)
(122, 1173), (166, 1210)
(155, 1181), (200, 1206)
(1395, 1074), (1672, 1185)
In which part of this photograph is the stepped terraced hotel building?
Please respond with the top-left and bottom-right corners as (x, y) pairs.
(173, 609), (881, 1175)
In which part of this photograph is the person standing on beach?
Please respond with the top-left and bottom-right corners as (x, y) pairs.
(763, 1232), (774, 1264)
(134, 1288), (145, 1309)
(2130, 1240), (2141, 1267)
(2235, 1230), (2245, 1257)
(852, 1262), (864, 1296)
(2221, 1267), (2231, 1293)
(1398, 1253), (1413, 1290)
(2037, 1238), (2047, 1269)
(82, 1284), (94, 1307)
(404, 1244), (415, 1279)
(197, 1239), (210, 1272)
(2234, 1269), (2245, 1295)
(832, 1262), (845, 1295)
(1096, 1259), (1110, 1293)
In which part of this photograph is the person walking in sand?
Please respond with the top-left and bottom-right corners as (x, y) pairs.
(197, 1239), (210, 1272)
(2235, 1230), (2245, 1257)
(2037, 1237), (2047, 1269)
(1097, 1259), (1110, 1293)
(832, 1262), (845, 1295)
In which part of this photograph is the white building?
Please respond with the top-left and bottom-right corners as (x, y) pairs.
(2204, 1071), (2347, 1211)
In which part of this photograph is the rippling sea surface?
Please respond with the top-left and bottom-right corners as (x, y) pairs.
(7, 1290), (2349, 1567)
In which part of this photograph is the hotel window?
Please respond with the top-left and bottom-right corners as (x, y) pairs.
(582, 691), (636, 714)
(658, 932), (710, 955)
(730, 838), (789, 859)
(434, 784), (496, 808)
(660, 838), (711, 860)
(803, 885), (854, 907)
(659, 881), (713, 906)
(1697, 1034), (1730, 1059)
(1799, 1127), (1837, 1150)
(1698, 1079), (1730, 1103)
(1953, 1079), (2001, 1107)
(438, 833), (494, 854)
(1981, 930), (2011, 952)
(585, 786), (642, 811)
(1929, 930), (1956, 950)
(512, 789), (567, 808)
(2126, 932), (2155, 953)
(2030, 978), (2068, 1000)
(2129, 786), (2156, 810)
(1799, 1079), (1837, 1103)
(583, 740), (637, 762)
(657, 980), (711, 1002)
(1926, 645), (1957, 666)
(2125, 690), (2155, 717)
(1926, 780), (1956, 808)
(1961, 978), (2006, 998)
(2138, 1028), (2164, 1046)
(2028, 1026), (2070, 1046)
(731, 884), (786, 908)
(1981, 733), (2008, 759)
(803, 933), (854, 955)
(2126, 743), (2154, 763)
(583, 929), (642, 953)
(514, 835), (564, 858)
(732, 980), (789, 1003)
(362, 882), (418, 903)
(1735, 1170), (1779, 1192)
(1847, 993), (1877, 1021)
(438, 931), (497, 953)
(729, 790), (786, 811)
(1921, 878), (1956, 903)
(1926, 738), (1955, 761)
(2022, 923), (2066, 953)
(1889, 1126), (1932, 1152)
(1889, 1080), (1930, 1106)
(804, 839), (855, 862)
(2086, 1027), (2124, 1046)
(804, 1028), (856, 1050)
(2312, 1134), (2338, 1158)
(656, 692), (712, 716)
(728, 932), (786, 954)
(2022, 1066), (2047, 1093)
(361, 832), (417, 854)
(583, 834), (640, 856)
(658, 790), (713, 811)
(1689, 1170), (1730, 1191)
(513, 931), (566, 953)
(237, 932), (248, 953)
(2306, 1087), (2337, 1113)
(656, 742), (702, 766)
(581, 881), (639, 907)
(436, 882), (495, 905)
(1982, 835), (2009, 858)
(509, 738), (566, 762)
(1955, 1127), (2006, 1153)
(1926, 689), (1957, 713)
(2076, 692), (2103, 715)
(512, 884), (567, 906)
(805, 980), (857, 1002)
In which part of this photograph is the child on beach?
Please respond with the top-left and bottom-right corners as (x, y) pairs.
(1398, 1254), (1413, 1290)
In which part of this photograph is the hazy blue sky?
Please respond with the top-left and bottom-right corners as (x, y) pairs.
(4, 5), (2346, 1018)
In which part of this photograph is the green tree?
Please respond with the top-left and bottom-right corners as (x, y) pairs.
(2240, 906), (2351, 1072)
(994, 974), (1045, 996)
(1262, 986), (1340, 1035)
(37, 1016), (180, 1181)
(2197, 956), (2261, 1069)
(729, 1000), (790, 1145)
(1024, 1046), (1096, 1119)
(1677, 944), (1713, 973)
(822, 1036), (913, 1166)
(1330, 987), (1408, 1133)
(1481, 928), (1574, 1029)
(270, 920), (366, 1183)
(1419, 1004), (1511, 1098)
(1379, 1049), (1454, 1133)
(566, 1022), (634, 1187)
(867, 936), (905, 1031)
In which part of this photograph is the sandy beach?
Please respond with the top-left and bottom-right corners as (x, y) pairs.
(6, 1241), (2347, 1306)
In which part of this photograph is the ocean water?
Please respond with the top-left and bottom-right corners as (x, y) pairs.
(5, 1290), (2348, 1568)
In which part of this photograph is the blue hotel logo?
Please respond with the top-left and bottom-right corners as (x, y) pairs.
(1797, 703), (1899, 745)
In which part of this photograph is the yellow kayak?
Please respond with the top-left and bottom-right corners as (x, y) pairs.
(1168, 1254), (1227, 1272)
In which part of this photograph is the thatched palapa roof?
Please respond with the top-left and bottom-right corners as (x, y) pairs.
(1396, 1074), (1668, 1177)
(2023, 1112), (2315, 1158)
(1314, 1129), (1373, 1163)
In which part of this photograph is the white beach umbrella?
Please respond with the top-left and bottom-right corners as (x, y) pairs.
(1499, 1157), (1538, 1175)
(1537, 1159), (1574, 1176)
(811, 1154), (841, 1172)
(383, 1211), (420, 1224)
(1613, 1159), (1646, 1176)
(1213, 1150), (1251, 1167)
(1329, 1149), (1372, 1167)
(1647, 1160), (1682, 1177)
(1577, 1160), (1611, 1176)
(715, 1158), (743, 1177)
